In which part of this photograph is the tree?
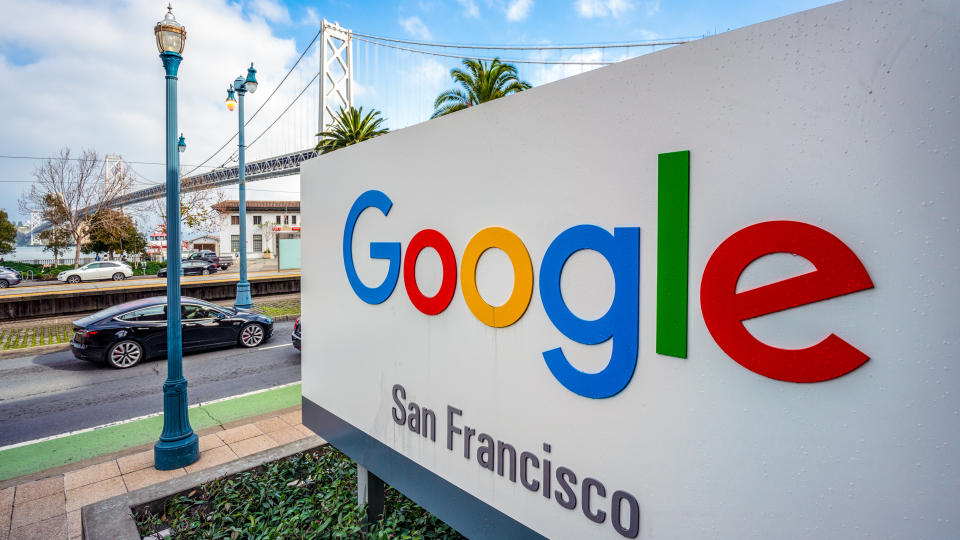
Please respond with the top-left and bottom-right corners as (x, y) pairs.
(0, 210), (16, 256)
(39, 226), (72, 266)
(431, 58), (531, 119)
(81, 209), (146, 259)
(315, 106), (389, 154)
(19, 148), (132, 268)
(144, 188), (223, 238)
(37, 193), (72, 266)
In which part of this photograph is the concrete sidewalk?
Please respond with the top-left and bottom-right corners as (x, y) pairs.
(0, 406), (318, 540)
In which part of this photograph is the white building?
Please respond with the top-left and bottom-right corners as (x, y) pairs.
(212, 200), (300, 259)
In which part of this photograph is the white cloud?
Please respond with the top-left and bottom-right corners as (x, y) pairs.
(0, 0), (303, 223)
(644, 0), (660, 16)
(528, 49), (630, 86)
(303, 6), (321, 26)
(576, 0), (634, 18)
(455, 0), (481, 18)
(250, 0), (291, 24)
(399, 15), (432, 40)
(506, 0), (533, 21)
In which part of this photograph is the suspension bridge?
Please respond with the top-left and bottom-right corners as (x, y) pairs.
(32, 21), (697, 232)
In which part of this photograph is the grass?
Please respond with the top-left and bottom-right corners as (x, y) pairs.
(135, 447), (464, 540)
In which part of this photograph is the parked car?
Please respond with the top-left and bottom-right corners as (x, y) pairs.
(58, 261), (133, 284)
(0, 267), (21, 289)
(70, 296), (274, 368)
(188, 250), (231, 271)
(157, 260), (219, 277)
(292, 317), (301, 350)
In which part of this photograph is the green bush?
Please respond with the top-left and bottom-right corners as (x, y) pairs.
(135, 447), (463, 539)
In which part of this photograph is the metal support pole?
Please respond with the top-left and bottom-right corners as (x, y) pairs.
(357, 465), (385, 525)
(154, 51), (199, 470)
(235, 83), (253, 309)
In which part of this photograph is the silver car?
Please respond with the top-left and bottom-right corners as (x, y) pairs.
(0, 267), (21, 289)
(58, 261), (134, 284)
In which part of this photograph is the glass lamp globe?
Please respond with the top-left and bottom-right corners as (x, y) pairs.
(226, 87), (237, 111)
(155, 3), (186, 54)
(245, 64), (258, 93)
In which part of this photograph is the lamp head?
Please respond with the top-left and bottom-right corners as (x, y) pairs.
(244, 63), (258, 93)
(177, 134), (186, 153)
(226, 87), (237, 111)
(154, 3), (186, 54)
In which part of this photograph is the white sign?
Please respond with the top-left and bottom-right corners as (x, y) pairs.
(302, 1), (959, 537)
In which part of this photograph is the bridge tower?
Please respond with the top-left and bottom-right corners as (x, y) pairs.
(319, 20), (353, 140)
(104, 154), (126, 211)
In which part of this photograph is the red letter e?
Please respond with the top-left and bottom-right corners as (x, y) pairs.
(700, 221), (873, 383)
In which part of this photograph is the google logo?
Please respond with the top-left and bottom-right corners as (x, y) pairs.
(343, 151), (875, 399)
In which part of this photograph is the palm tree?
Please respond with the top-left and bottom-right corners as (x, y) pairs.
(315, 106), (389, 154)
(431, 58), (531, 119)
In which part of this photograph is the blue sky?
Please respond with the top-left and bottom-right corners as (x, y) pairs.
(0, 0), (834, 225)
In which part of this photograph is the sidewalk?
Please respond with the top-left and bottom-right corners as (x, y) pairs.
(0, 405), (318, 540)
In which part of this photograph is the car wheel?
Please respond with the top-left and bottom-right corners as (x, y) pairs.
(0, 280), (7, 289)
(67, 275), (81, 284)
(106, 340), (143, 368)
(112, 273), (125, 281)
(238, 323), (265, 348)
(202, 269), (210, 275)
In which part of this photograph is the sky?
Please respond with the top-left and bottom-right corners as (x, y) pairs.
(0, 0), (834, 227)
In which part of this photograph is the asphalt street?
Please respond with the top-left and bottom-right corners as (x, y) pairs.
(0, 320), (300, 447)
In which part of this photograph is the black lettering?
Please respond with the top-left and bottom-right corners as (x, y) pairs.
(392, 384), (406, 425)
(581, 477), (607, 524)
(612, 490), (640, 538)
(476, 433), (495, 471)
(407, 402), (421, 434)
(423, 407), (436, 442)
(520, 451), (540, 492)
(497, 441), (517, 482)
(554, 466), (577, 510)
(446, 406), (462, 451)
(463, 426), (476, 459)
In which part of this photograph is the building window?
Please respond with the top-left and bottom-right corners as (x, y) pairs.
(275, 215), (281, 224)
(284, 215), (289, 225)
(231, 235), (240, 252)
(253, 215), (262, 225)
(291, 215), (297, 225)
(253, 235), (263, 252)
(230, 215), (240, 225)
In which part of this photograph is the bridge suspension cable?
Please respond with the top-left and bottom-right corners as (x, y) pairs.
(350, 32), (697, 51)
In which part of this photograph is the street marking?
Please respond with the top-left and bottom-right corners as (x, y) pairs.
(259, 343), (292, 351)
(0, 381), (300, 453)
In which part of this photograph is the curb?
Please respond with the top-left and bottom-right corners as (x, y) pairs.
(0, 342), (70, 359)
(83, 437), (326, 539)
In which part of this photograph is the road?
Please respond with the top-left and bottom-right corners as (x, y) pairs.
(0, 320), (300, 448)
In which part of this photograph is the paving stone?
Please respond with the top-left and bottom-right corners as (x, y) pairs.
(228, 435), (279, 458)
(65, 476), (125, 512)
(198, 433), (225, 452)
(122, 467), (186, 492)
(9, 514), (67, 540)
(0, 485), (13, 509)
(117, 450), (154, 475)
(255, 417), (290, 434)
(14, 477), (63, 504)
(10, 492), (64, 529)
(63, 461), (120, 491)
(217, 424), (264, 444)
(0, 488), (12, 540)
(67, 509), (81, 539)
(185, 445), (239, 474)
(279, 409), (302, 426)
(294, 423), (316, 437)
(267, 426), (306, 446)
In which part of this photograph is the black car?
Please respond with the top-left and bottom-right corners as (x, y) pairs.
(292, 317), (301, 350)
(188, 250), (231, 270)
(70, 296), (274, 368)
(157, 260), (219, 277)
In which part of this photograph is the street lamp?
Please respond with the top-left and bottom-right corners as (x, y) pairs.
(153, 3), (198, 470)
(227, 63), (258, 309)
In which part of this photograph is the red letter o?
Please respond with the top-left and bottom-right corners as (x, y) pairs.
(403, 229), (458, 315)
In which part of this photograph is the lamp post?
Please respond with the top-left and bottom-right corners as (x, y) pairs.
(153, 3), (198, 470)
(226, 63), (258, 309)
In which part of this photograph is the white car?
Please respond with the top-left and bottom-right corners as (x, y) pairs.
(58, 261), (134, 284)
